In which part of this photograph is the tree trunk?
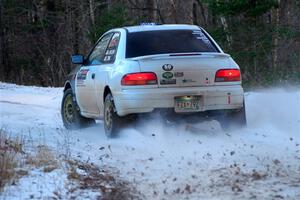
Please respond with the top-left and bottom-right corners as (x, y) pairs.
(89, 0), (95, 25)
(272, 0), (280, 71)
(220, 16), (232, 48)
(146, 0), (156, 21)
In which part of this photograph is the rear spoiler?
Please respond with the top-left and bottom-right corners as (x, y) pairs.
(129, 53), (230, 61)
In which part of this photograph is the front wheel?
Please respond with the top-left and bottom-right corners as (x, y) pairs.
(103, 93), (123, 137)
(61, 88), (95, 129)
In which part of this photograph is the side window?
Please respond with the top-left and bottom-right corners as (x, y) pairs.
(103, 32), (120, 63)
(88, 33), (113, 65)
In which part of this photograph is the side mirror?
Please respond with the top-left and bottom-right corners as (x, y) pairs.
(71, 54), (84, 64)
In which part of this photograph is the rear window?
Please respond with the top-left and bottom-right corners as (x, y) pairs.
(126, 29), (219, 58)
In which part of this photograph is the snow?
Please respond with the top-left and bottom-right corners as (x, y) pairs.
(2, 168), (68, 199)
(2, 167), (100, 200)
(0, 82), (300, 199)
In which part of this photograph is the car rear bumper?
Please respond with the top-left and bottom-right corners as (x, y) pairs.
(114, 85), (244, 116)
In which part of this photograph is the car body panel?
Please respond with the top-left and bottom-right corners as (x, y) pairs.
(75, 66), (99, 115)
(134, 53), (238, 88)
(114, 85), (244, 116)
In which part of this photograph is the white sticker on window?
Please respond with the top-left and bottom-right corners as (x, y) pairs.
(104, 56), (111, 61)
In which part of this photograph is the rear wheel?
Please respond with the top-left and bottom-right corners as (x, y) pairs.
(218, 102), (247, 131)
(61, 88), (95, 129)
(104, 93), (123, 138)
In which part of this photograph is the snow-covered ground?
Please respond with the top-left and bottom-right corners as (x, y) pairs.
(0, 82), (299, 199)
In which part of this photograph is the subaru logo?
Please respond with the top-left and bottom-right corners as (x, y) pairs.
(162, 72), (174, 79)
(162, 64), (173, 71)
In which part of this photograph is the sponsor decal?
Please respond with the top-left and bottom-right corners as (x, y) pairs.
(174, 72), (184, 77)
(192, 30), (201, 34)
(192, 30), (211, 45)
(77, 69), (89, 81)
(160, 79), (176, 85)
(162, 64), (173, 71)
(162, 72), (173, 79)
(77, 69), (89, 85)
(104, 56), (111, 61)
(108, 33), (120, 48)
(182, 79), (196, 83)
(105, 49), (116, 55)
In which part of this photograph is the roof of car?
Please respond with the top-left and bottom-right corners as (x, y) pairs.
(123, 24), (201, 33)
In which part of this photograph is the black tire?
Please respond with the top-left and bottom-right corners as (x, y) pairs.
(61, 88), (95, 129)
(103, 93), (123, 137)
(218, 102), (247, 131)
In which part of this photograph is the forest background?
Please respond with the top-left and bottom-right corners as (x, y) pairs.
(1, 0), (300, 88)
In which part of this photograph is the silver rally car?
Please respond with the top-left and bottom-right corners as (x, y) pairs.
(61, 24), (246, 137)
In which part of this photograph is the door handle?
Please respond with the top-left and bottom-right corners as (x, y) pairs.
(91, 73), (95, 79)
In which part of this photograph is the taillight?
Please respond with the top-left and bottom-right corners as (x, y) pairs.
(121, 72), (157, 86)
(215, 69), (241, 82)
